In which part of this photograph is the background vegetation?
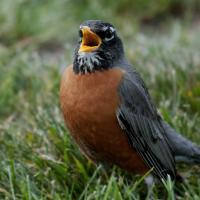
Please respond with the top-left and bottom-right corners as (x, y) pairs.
(0, 0), (200, 199)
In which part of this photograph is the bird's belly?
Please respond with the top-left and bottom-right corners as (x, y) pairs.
(60, 65), (148, 173)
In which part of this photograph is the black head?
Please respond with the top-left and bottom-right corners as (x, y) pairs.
(73, 20), (124, 74)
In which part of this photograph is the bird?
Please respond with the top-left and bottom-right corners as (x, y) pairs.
(60, 20), (200, 182)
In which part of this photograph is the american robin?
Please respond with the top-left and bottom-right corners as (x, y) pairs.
(60, 20), (200, 181)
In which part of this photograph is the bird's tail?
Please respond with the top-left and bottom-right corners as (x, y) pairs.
(162, 121), (200, 164)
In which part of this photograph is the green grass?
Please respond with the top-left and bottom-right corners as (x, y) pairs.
(0, 0), (200, 199)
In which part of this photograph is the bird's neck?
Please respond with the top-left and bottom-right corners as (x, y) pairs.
(73, 53), (126, 75)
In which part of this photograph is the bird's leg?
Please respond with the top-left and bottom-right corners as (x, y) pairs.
(145, 175), (155, 200)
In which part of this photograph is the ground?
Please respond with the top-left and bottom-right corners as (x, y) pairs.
(0, 0), (200, 199)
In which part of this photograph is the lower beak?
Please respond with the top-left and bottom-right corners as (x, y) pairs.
(79, 27), (102, 53)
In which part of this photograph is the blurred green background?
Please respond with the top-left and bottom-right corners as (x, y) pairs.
(0, 0), (200, 199)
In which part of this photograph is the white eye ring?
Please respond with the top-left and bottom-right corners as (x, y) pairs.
(104, 27), (115, 42)
(110, 27), (115, 32)
(104, 35), (114, 42)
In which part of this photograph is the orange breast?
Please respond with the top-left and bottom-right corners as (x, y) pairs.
(60, 65), (148, 174)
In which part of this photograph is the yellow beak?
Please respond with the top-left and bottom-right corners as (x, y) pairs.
(79, 27), (102, 53)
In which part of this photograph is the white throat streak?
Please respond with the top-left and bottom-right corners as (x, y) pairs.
(77, 52), (103, 73)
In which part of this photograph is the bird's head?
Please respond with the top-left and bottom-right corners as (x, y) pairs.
(73, 20), (125, 74)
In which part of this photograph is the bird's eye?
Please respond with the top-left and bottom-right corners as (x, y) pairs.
(104, 28), (115, 42)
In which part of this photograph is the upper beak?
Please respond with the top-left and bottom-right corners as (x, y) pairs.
(79, 27), (102, 52)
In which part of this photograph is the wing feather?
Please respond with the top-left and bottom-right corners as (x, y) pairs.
(117, 71), (176, 180)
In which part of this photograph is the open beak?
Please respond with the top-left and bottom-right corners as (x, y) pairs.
(79, 27), (102, 53)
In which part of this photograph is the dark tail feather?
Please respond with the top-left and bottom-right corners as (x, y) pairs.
(162, 121), (200, 164)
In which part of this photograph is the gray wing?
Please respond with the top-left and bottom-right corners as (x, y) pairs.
(117, 69), (176, 180)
